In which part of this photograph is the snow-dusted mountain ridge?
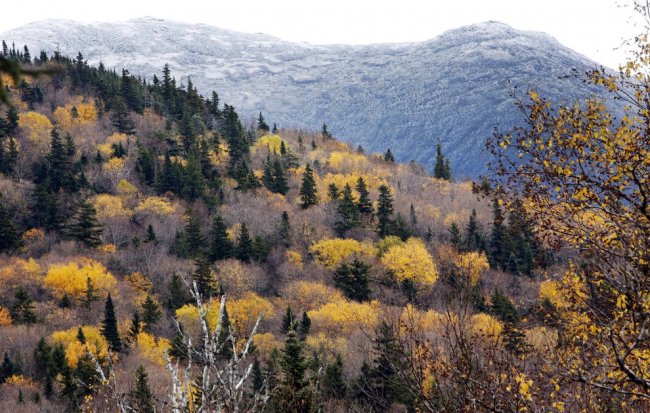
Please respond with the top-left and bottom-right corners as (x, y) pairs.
(2, 17), (609, 177)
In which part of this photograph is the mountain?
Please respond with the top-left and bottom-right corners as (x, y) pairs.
(1, 17), (608, 177)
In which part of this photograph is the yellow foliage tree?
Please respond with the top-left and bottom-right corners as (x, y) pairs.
(44, 258), (117, 300)
(0, 306), (12, 326)
(282, 281), (344, 312)
(18, 111), (52, 144)
(381, 238), (438, 286)
(135, 332), (170, 365)
(135, 196), (178, 215)
(470, 313), (503, 338)
(117, 179), (138, 194)
(251, 134), (287, 154)
(308, 299), (380, 335)
(455, 251), (490, 286)
(50, 326), (109, 367)
(92, 194), (131, 219)
(309, 238), (377, 269)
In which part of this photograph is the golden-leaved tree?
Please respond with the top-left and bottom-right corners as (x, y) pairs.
(488, 3), (650, 398)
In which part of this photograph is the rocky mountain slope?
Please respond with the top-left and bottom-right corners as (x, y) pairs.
(1, 17), (609, 177)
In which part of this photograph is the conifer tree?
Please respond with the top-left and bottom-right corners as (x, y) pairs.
(273, 330), (312, 412)
(321, 123), (331, 138)
(165, 273), (191, 310)
(433, 143), (452, 180)
(465, 209), (484, 252)
(111, 97), (135, 135)
(334, 184), (359, 236)
(236, 223), (254, 262)
(76, 327), (86, 344)
(322, 354), (347, 400)
(82, 277), (99, 308)
(0, 196), (21, 253)
(384, 148), (395, 163)
(448, 222), (461, 247)
(136, 142), (156, 185)
(101, 294), (122, 352)
(217, 305), (233, 360)
(281, 306), (296, 334)
(298, 312), (311, 340)
(299, 163), (318, 208)
(67, 201), (103, 247)
(257, 112), (270, 132)
(129, 311), (142, 342)
(376, 184), (394, 238)
(209, 215), (233, 261)
(141, 294), (162, 332)
(145, 224), (156, 243)
(327, 183), (340, 201)
(252, 357), (264, 392)
(12, 287), (36, 324)
(0, 352), (20, 384)
(271, 158), (289, 195)
(129, 365), (155, 413)
(4, 106), (19, 136)
(491, 288), (519, 324)
(272, 123), (278, 134)
(192, 254), (217, 299)
(183, 212), (205, 258)
(489, 198), (508, 269)
(333, 258), (371, 302)
(356, 177), (373, 216)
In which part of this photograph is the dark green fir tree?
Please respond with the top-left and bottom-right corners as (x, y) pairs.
(101, 294), (122, 352)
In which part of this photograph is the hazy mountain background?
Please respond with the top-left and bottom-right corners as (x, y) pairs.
(1, 17), (610, 177)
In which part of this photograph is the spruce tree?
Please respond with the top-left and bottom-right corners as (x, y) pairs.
(101, 294), (122, 352)
(183, 212), (205, 258)
(257, 112), (270, 132)
(217, 305), (233, 360)
(165, 273), (191, 310)
(327, 182), (340, 201)
(271, 158), (289, 195)
(0, 196), (22, 253)
(236, 223), (253, 262)
(356, 177), (373, 216)
(82, 277), (99, 308)
(321, 123), (331, 138)
(273, 330), (312, 413)
(448, 222), (461, 247)
(433, 143), (452, 180)
(465, 209), (484, 252)
(333, 258), (372, 302)
(252, 357), (264, 392)
(334, 183), (360, 236)
(298, 311), (311, 340)
(129, 311), (142, 342)
(277, 211), (291, 246)
(0, 352), (20, 384)
(281, 306), (296, 335)
(384, 148), (394, 163)
(376, 184), (394, 238)
(141, 295), (162, 332)
(490, 198), (508, 269)
(12, 287), (36, 324)
(129, 365), (155, 413)
(192, 254), (217, 299)
(299, 163), (318, 209)
(145, 224), (156, 243)
(76, 327), (86, 344)
(4, 106), (19, 136)
(209, 215), (234, 261)
(322, 354), (347, 399)
(67, 201), (103, 247)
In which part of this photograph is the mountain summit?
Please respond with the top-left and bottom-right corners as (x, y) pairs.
(2, 18), (606, 177)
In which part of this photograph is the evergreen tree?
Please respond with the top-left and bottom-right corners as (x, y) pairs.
(384, 148), (394, 163)
(129, 365), (155, 413)
(322, 354), (347, 399)
(409, 203), (417, 229)
(489, 198), (509, 269)
(299, 163), (318, 209)
(277, 211), (291, 246)
(448, 222), (461, 247)
(75, 352), (100, 395)
(145, 224), (156, 243)
(236, 223), (254, 262)
(0, 196), (22, 253)
(257, 112), (270, 132)
(506, 199), (537, 276)
(252, 357), (264, 392)
(333, 258), (372, 302)
(67, 201), (103, 247)
(433, 143), (452, 180)
(376, 184), (394, 238)
(0, 352), (20, 384)
(183, 212), (205, 258)
(298, 312), (311, 340)
(46, 128), (78, 192)
(76, 327), (86, 344)
(12, 287), (36, 324)
(327, 182), (340, 201)
(192, 254), (217, 299)
(355, 177), (373, 216)
(271, 158), (289, 195)
(321, 123), (331, 138)
(136, 142), (156, 185)
(491, 288), (519, 324)
(4, 106), (19, 136)
(281, 306), (296, 335)
(129, 311), (142, 342)
(392, 213), (412, 241)
(169, 326), (188, 360)
(141, 294), (162, 332)
(82, 277), (99, 308)
(101, 294), (122, 352)
(273, 330), (312, 413)
(165, 273), (191, 310)
(465, 209), (484, 252)
(209, 215), (234, 261)
(272, 123), (278, 134)
(334, 183), (360, 236)
(111, 97), (136, 135)
(217, 305), (233, 360)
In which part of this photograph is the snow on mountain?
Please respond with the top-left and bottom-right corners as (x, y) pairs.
(1, 17), (609, 177)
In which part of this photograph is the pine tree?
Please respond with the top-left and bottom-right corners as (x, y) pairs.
(257, 112), (270, 132)
(0, 196), (22, 253)
(217, 305), (234, 360)
(136, 142), (156, 185)
(448, 222), (461, 247)
(490, 198), (508, 269)
(183, 212), (205, 258)
(165, 273), (191, 310)
(145, 224), (156, 243)
(299, 163), (318, 208)
(321, 123), (331, 138)
(465, 209), (484, 252)
(192, 254), (217, 299)
(356, 177), (373, 216)
(376, 184), (394, 238)
(4, 106), (19, 136)
(273, 330), (312, 413)
(76, 327), (86, 344)
(67, 201), (103, 247)
(209, 215), (234, 261)
(272, 123), (278, 134)
(0, 352), (20, 384)
(298, 312), (311, 340)
(433, 143), (452, 180)
(12, 287), (36, 324)
(271, 158), (289, 195)
(334, 183), (360, 236)
(111, 97), (135, 135)
(491, 288), (519, 324)
(384, 148), (394, 163)
(409, 204), (417, 229)
(252, 357), (264, 392)
(322, 354), (347, 399)
(277, 211), (291, 246)
(129, 311), (141, 342)
(82, 277), (99, 308)
(101, 294), (122, 352)
(129, 365), (155, 413)
(333, 258), (372, 302)
(236, 223), (254, 262)
(141, 294), (162, 332)
(327, 182), (340, 201)
(281, 306), (296, 334)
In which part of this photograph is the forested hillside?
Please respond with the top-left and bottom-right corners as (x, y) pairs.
(0, 37), (648, 412)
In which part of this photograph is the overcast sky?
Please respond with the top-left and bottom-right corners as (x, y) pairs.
(0, 0), (640, 68)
